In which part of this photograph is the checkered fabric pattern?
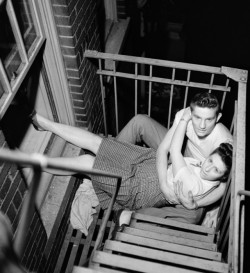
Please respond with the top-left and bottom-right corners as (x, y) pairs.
(90, 138), (168, 210)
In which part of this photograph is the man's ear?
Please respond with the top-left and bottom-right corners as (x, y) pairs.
(216, 113), (222, 122)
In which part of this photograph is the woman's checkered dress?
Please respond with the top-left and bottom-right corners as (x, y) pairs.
(90, 138), (168, 210)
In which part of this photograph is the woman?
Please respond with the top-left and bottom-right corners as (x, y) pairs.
(31, 109), (232, 211)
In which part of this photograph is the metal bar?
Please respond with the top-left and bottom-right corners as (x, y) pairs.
(95, 70), (231, 92)
(228, 101), (238, 269)
(113, 60), (119, 134)
(0, 148), (122, 179)
(234, 190), (250, 273)
(98, 59), (108, 136)
(84, 51), (225, 74)
(183, 70), (190, 108)
(148, 65), (153, 116)
(221, 79), (229, 110)
(232, 81), (247, 273)
(167, 69), (175, 129)
(208, 73), (214, 93)
(89, 177), (122, 264)
(14, 167), (42, 257)
(135, 63), (138, 115)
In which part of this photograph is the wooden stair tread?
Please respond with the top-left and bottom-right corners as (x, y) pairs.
(115, 232), (222, 261)
(122, 226), (217, 251)
(130, 221), (215, 243)
(133, 213), (215, 234)
(73, 266), (127, 273)
(104, 240), (228, 273)
(91, 251), (201, 273)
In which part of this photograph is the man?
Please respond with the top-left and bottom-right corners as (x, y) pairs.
(116, 92), (233, 224)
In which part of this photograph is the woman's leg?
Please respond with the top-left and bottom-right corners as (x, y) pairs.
(44, 154), (95, 175)
(34, 114), (102, 154)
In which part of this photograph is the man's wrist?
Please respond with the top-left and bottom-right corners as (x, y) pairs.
(180, 118), (189, 123)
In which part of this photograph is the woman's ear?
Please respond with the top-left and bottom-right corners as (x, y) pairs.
(216, 113), (222, 122)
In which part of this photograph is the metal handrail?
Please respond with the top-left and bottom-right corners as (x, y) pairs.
(0, 148), (122, 260)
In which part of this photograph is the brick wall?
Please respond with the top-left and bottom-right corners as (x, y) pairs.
(51, 0), (103, 133)
(0, 130), (47, 273)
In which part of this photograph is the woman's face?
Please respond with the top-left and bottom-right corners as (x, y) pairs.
(200, 153), (227, 181)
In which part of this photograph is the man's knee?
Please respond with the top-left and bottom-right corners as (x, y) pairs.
(130, 114), (154, 132)
(130, 114), (150, 125)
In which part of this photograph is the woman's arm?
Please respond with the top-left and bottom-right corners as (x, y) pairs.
(174, 181), (226, 209)
(170, 108), (192, 176)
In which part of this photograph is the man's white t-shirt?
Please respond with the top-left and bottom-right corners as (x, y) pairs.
(173, 108), (233, 162)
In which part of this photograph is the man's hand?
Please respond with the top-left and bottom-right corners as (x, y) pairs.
(173, 180), (196, 210)
(181, 107), (192, 122)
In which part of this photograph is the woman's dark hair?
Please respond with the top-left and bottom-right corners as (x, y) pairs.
(190, 92), (221, 116)
(211, 142), (233, 182)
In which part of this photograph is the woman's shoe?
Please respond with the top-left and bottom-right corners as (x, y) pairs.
(29, 109), (45, 131)
(111, 209), (133, 239)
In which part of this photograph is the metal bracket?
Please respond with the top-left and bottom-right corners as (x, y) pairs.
(221, 66), (248, 82)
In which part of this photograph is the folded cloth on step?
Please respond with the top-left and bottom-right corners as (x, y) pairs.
(70, 178), (99, 235)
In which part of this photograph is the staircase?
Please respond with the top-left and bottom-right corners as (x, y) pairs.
(73, 212), (228, 273)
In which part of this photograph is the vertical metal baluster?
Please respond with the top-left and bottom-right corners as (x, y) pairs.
(98, 59), (107, 136)
(148, 65), (153, 116)
(221, 78), (229, 110)
(113, 60), (119, 134)
(209, 73), (214, 93)
(167, 68), (175, 129)
(135, 63), (138, 115)
(184, 70), (191, 108)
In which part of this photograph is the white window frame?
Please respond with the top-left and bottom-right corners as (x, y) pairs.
(0, 0), (45, 118)
(0, 0), (75, 209)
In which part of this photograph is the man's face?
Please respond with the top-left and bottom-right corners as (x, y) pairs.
(191, 106), (218, 139)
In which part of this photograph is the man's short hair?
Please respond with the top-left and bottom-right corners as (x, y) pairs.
(190, 92), (221, 116)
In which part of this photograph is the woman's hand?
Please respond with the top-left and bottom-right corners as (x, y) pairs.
(181, 107), (192, 122)
(173, 180), (197, 210)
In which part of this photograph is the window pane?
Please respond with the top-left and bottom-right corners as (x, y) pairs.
(12, 0), (38, 56)
(0, 7), (23, 82)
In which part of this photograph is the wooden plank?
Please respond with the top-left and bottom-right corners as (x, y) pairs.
(79, 206), (101, 265)
(130, 222), (215, 243)
(104, 240), (228, 273)
(92, 251), (197, 273)
(73, 266), (127, 273)
(133, 213), (215, 234)
(123, 227), (217, 251)
(91, 265), (127, 273)
(115, 232), (222, 261)
(65, 229), (83, 273)
(54, 224), (74, 273)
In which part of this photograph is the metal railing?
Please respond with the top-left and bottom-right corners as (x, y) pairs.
(84, 50), (247, 273)
(0, 148), (121, 264)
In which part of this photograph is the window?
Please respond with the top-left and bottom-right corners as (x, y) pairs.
(0, 0), (44, 118)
